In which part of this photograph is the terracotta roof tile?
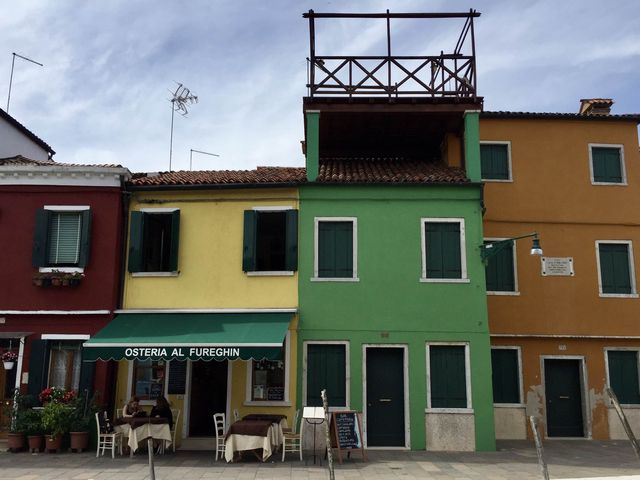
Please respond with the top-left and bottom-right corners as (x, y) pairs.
(129, 166), (307, 186)
(317, 158), (469, 184)
(482, 111), (640, 122)
(0, 155), (122, 168)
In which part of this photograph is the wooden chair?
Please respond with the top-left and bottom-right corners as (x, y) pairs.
(281, 410), (302, 461)
(95, 412), (123, 458)
(213, 412), (226, 461)
(158, 408), (181, 454)
(282, 409), (300, 433)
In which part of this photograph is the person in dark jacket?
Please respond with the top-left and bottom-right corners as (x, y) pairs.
(150, 396), (173, 430)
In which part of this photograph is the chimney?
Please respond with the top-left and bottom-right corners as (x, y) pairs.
(579, 98), (613, 116)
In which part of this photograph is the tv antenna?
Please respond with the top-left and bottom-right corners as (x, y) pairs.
(6, 52), (43, 113)
(190, 149), (219, 171)
(168, 82), (198, 171)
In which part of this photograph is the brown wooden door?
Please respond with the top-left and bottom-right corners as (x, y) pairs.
(188, 360), (228, 437)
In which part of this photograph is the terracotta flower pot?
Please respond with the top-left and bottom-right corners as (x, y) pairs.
(28, 434), (44, 453)
(51, 277), (62, 287)
(70, 431), (89, 452)
(45, 434), (63, 453)
(7, 432), (25, 452)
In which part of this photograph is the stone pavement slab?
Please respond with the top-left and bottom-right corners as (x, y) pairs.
(0, 441), (637, 479)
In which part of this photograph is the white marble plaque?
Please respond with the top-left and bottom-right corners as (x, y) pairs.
(541, 257), (574, 276)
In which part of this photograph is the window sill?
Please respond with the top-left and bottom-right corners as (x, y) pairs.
(246, 271), (295, 277)
(481, 178), (513, 183)
(607, 404), (640, 409)
(420, 278), (470, 284)
(39, 267), (84, 274)
(599, 293), (639, 299)
(243, 400), (291, 407)
(311, 277), (359, 282)
(487, 291), (520, 296)
(493, 403), (525, 408)
(130, 272), (179, 277)
(591, 181), (627, 186)
(425, 408), (474, 414)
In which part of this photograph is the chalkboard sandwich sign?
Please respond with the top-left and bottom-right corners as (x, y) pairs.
(329, 411), (367, 463)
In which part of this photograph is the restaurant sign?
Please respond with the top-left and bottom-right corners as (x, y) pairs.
(83, 345), (283, 362)
(125, 347), (241, 359)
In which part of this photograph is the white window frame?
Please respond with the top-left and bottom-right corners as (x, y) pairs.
(126, 359), (168, 406)
(491, 346), (524, 407)
(46, 340), (83, 390)
(39, 205), (90, 273)
(595, 240), (638, 298)
(588, 143), (626, 186)
(312, 217), (359, 282)
(246, 206), (296, 277)
(420, 218), (469, 283)
(604, 347), (640, 407)
(425, 342), (472, 413)
(130, 208), (180, 277)
(302, 340), (350, 411)
(244, 331), (291, 406)
(484, 237), (520, 295)
(480, 141), (513, 182)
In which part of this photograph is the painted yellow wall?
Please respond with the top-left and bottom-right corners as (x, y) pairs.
(123, 188), (299, 309)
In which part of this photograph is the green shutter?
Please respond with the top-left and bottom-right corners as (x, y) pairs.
(599, 244), (632, 294)
(169, 210), (180, 272)
(426, 223), (461, 279)
(481, 144), (510, 180)
(306, 344), (346, 407)
(128, 211), (144, 273)
(78, 209), (92, 268)
(32, 209), (51, 267)
(491, 349), (520, 404)
(485, 241), (515, 292)
(430, 345), (467, 408)
(284, 210), (298, 271)
(27, 339), (50, 397)
(78, 356), (96, 397)
(318, 221), (353, 278)
(608, 350), (640, 404)
(592, 147), (622, 183)
(242, 210), (257, 272)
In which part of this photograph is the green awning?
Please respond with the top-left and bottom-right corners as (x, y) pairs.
(83, 312), (292, 361)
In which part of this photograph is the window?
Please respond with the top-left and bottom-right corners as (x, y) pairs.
(48, 341), (82, 390)
(313, 218), (357, 280)
(596, 241), (636, 296)
(250, 359), (285, 401)
(484, 239), (517, 293)
(607, 350), (640, 404)
(590, 144), (625, 184)
(427, 344), (470, 409)
(132, 360), (166, 401)
(480, 142), (511, 181)
(491, 348), (521, 404)
(421, 219), (467, 281)
(32, 206), (91, 270)
(243, 209), (298, 273)
(128, 209), (180, 273)
(305, 343), (348, 408)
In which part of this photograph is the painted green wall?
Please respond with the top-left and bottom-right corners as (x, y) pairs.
(297, 184), (496, 451)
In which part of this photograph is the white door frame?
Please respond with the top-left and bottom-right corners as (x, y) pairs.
(540, 355), (591, 439)
(362, 344), (410, 449)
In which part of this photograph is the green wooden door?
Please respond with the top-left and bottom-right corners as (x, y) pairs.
(366, 348), (405, 446)
(544, 359), (584, 437)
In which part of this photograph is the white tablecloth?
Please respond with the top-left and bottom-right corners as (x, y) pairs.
(224, 419), (286, 462)
(115, 423), (172, 452)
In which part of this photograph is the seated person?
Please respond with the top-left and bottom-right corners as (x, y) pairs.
(150, 396), (173, 430)
(123, 396), (146, 418)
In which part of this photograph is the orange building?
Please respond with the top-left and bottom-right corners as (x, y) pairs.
(480, 99), (640, 440)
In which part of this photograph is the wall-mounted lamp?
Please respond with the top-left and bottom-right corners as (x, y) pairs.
(481, 232), (542, 263)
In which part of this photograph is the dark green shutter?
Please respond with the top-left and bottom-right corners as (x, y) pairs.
(78, 209), (92, 268)
(128, 211), (144, 273)
(242, 210), (257, 272)
(608, 350), (640, 404)
(32, 209), (51, 267)
(169, 210), (180, 272)
(284, 210), (298, 271)
(592, 147), (622, 183)
(426, 223), (461, 279)
(27, 339), (50, 397)
(78, 356), (96, 397)
(599, 244), (632, 294)
(307, 344), (346, 407)
(491, 349), (520, 404)
(485, 241), (515, 292)
(318, 221), (353, 278)
(430, 346), (467, 408)
(481, 144), (509, 180)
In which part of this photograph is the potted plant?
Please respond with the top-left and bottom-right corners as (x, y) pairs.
(4, 402), (25, 452)
(22, 408), (44, 452)
(41, 401), (69, 452)
(68, 394), (96, 452)
(2, 350), (17, 370)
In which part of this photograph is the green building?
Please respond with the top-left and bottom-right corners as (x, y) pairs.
(296, 10), (495, 451)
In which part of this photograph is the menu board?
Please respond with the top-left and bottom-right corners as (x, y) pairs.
(329, 411), (366, 463)
(167, 360), (187, 394)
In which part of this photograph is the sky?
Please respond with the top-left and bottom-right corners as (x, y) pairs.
(1, 0), (639, 173)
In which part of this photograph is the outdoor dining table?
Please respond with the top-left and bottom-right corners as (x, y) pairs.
(224, 415), (288, 463)
(114, 416), (172, 454)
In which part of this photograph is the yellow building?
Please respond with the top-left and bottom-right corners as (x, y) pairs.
(86, 168), (304, 449)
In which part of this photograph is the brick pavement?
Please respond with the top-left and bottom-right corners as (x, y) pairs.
(0, 441), (638, 479)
